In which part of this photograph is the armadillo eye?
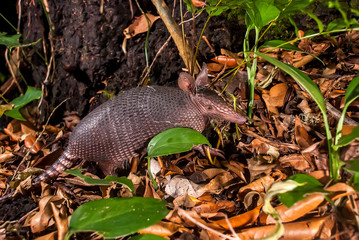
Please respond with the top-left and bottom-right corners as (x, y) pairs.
(207, 105), (213, 110)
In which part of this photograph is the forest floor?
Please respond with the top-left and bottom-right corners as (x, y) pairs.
(0, 2), (359, 240)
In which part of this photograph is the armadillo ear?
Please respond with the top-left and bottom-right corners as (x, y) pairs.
(178, 72), (195, 94)
(195, 63), (209, 87)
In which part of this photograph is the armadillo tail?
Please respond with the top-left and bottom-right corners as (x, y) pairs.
(32, 151), (77, 187)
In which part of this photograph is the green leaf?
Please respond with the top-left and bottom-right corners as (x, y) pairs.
(147, 128), (211, 158)
(327, 18), (359, 31)
(334, 76), (359, 145)
(278, 174), (325, 208)
(0, 33), (21, 48)
(65, 169), (134, 192)
(0, 33), (41, 48)
(344, 76), (359, 109)
(256, 52), (327, 117)
(345, 159), (359, 174)
(5, 86), (43, 120)
(254, 0), (280, 28)
(304, 10), (324, 33)
(335, 126), (359, 149)
(66, 197), (169, 239)
(260, 40), (302, 51)
(354, 173), (359, 192)
(182, 0), (195, 13)
(129, 234), (168, 240)
(276, 0), (312, 18)
(344, 160), (359, 191)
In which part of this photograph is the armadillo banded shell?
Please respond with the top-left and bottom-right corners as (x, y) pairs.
(64, 85), (206, 174)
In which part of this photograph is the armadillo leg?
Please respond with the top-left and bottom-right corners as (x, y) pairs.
(32, 151), (77, 187)
(192, 144), (225, 159)
(97, 161), (117, 176)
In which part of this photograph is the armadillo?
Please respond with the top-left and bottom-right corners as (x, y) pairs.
(32, 64), (246, 186)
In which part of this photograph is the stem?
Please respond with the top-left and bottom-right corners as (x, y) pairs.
(244, 27), (259, 119)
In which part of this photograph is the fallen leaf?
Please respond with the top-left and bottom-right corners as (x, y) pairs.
(123, 14), (160, 39)
(191, 0), (206, 7)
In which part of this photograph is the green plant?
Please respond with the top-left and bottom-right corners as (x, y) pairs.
(3, 86), (42, 120)
(65, 197), (169, 239)
(202, 0), (314, 119)
(0, 31), (43, 120)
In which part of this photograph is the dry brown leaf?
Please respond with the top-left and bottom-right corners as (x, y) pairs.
(24, 134), (42, 154)
(279, 154), (311, 171)
(0, 168), (13, 176)
(207, 62), (224, 72)
(326, 182), (356, 201)
(297, 99), (312, 114)
(295, 116), (313, 148)
(202, 168), (227, 179)
(211, 56), (238, 68)
(308, 170), (330, 184)
(139, 221), (189, 237)
(123, 14), (160, 39)
(198, 172), (234, 195)
(191, 0), (206, 7)
(0, 177), (7, 189)
(144, 176), (161, 199)
(261, 83), (289, 115)
(28, 195), (65, 233)
(212, 205), (262, 229)
(0, 152), (14, 163)
(239, 175), (276, 198)
(261, 193), (325, 224)
(269, 83), (288, 107)
(250, 139), (280, 162)
(173, 194), (196, 208)
(50, 202), (68, 240)
(193, 200), (235, 214)
(238, 216), (330, 240)
(221, 161), (246, 182)
(261, 89), (279, 115)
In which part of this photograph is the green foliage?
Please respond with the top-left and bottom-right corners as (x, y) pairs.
(129, 234), (168, 240)
(277, 174), (325, 207)
(65, 169), (134, 192)
(66, 197), (169, 239)
(4, 86), (43, 120)
(344, 159), (359, 191)
(147, 127), (211, 158)
(327, 18), (359, 31)
(0, 32), (41, 49)
(0, 33), (21, 48)
(335, 126), (359, 149)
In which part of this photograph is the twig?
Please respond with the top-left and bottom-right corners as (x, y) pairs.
(326, 101), (359, 126)
(150, 0), (199, 74)
(139, 36), (172, 85)
(4, 48), (23, 94)
(177, 208), (240, 240)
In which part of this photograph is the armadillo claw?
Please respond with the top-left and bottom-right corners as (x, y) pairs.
(192, 144), (225, 159)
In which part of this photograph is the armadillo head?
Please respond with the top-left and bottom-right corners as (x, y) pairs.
(192, 87), (246, 124)
(178, 64), (247, 124)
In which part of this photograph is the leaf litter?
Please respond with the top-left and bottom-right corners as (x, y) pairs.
(0, 30), (359, 239)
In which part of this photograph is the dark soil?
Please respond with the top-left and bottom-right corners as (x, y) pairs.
(19, 0), (245, 123)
